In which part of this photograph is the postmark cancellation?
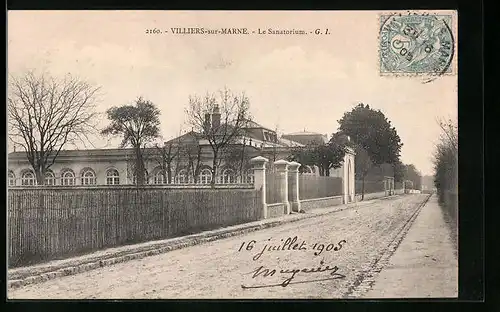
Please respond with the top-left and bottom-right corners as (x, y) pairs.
(379, 12), (457, 76)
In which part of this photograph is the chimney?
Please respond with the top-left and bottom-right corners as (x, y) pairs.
(204, 112), (211, 132)
(212, 104), (221, 129)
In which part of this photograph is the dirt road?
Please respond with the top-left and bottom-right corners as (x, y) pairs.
(8, 194), (430, 299)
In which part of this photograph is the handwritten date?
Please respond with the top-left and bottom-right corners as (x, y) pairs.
(238, 236), (347, 260)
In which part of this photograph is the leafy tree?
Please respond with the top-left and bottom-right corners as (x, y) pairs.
(185, 87), (251, 185)
(101, 97), (161, 185)
(338, 103), (403, 167)
(316, 140), (346, 176)
(393, 160), (406, 183)
(352, 144), (374, 200)
(8, 71), (101, 185)
(288, 138), (346, 176)
(287, 145), (316, 173)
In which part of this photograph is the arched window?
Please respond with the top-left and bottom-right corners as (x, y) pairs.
(45, 170), (56, 186)
(61, 169), (76, 186)
(154, 170), (165, 184)
(106, 169), (120, 185)
(221, 168), (235, 184)
(199, 168), (212, 184)
(21, 170), (36, 186)
(175, 169), (188, 184)
(81, 169), (96, 185)
(8, 171), (16, 186)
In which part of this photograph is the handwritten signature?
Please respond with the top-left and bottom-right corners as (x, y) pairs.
(242, 259), (346, 289)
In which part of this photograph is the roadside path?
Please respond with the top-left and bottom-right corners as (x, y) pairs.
(362, 194), (458, 298)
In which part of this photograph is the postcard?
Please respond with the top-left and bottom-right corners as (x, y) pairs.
(7, 10), (458, 299)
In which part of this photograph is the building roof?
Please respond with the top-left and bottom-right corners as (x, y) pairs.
(8, 148), (139, 163)
(277, 137), (305, 147)
(242, 119), (273, 131)
(8, 118), (324, 161)
(165, 122), (282, 147)
(8, 148), (136, 158)
(282, 131), (328, 145)
(164, 131), (201, 145)
(283, 130), (325, 136)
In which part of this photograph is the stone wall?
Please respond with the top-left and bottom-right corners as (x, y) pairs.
(267, 203), (287, 218)
(300, 196), (343, 211)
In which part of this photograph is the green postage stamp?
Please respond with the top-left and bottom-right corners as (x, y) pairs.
(379, 12), (456, 76)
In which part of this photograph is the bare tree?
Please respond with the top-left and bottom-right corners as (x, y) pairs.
(101, 97), (161, 185)
(269, 124), (281, 163)
(181, 134), (204, 183)
(437, 117), (458, 153)
(221, 138), (253, 182)
(185, 87), (251, 185)
(8, 71), (101, 185)
(150, 141), (180, 184)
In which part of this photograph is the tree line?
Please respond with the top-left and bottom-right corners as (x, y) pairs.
(432, 118), (458, 220)
(288, 103), (422, 199)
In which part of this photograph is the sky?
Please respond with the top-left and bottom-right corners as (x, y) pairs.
(7, 10), (457, 176)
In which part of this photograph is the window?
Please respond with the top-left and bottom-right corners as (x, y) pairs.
(61, 169), (76, 186)
(221, 168), (235, 184)
(175, 169), (188, 184)
(154, 170), (165, 184)
(199, 168), (212, 184)
(81, 169), (96, 185)
(45, 170), (56, 185)
(21, 170), (36, 186)
(8, 171), (16, 186)
(106, 169), (120, 185)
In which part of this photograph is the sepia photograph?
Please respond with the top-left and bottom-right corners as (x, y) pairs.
(7, 10), (458, 299)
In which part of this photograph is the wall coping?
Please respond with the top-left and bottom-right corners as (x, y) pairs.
(267, 202), (286, 208)
(250, 156), (269, 163)
(300, 195), (343, 203)
(273, 159), (289, 165)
